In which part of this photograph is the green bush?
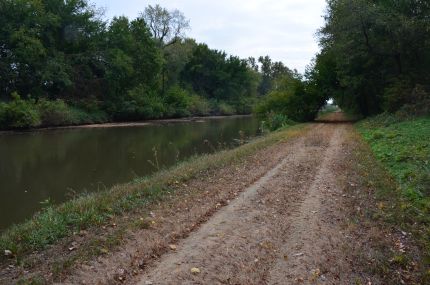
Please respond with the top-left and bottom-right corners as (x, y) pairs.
(262, 111), (294, 131)
(384, 82), (430, 115)
(75, 97), (104, 114)
(66, 96), (108, 123)
(255, 76), (324, 122)
(232, 96), (256, 114)
(255, 90), (292, 117)
(115, 85), (166, 120)
(66, 107), (109, 125)
(37, 98), (109, 126)
(0, 95), (111, 129)
(216, 101), (235, 115)
(383, 79), (415, 113)
(0, 93), (41, 129)
(188, 95), (211, 116)
(37, 99), (71, 126)
(164, 86), (191, 118)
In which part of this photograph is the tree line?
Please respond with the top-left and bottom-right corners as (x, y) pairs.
(0, 0), (295, 129)
(315, 0), (430, 116)
(257, 0), (429, 127)
(3, 0), (425, 130)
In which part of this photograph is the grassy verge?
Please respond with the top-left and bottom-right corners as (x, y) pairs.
(0, 124), (306, 266)
(356, 114), (430, 282)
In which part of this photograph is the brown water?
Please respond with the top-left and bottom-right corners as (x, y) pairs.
(0, 116), (260, 230)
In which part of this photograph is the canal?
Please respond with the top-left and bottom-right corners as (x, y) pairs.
(0, 116), (261, 230)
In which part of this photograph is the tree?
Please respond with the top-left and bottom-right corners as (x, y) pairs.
(180, 43), (257, 112)
(104, 16), (162, 118)
(256, 72), (326, 122)
(140, 5), (190, 93)
(246, 57), (259, 72)
(163, 38), (197, 87)
(0, 0), (105, 100)
(316, 0), (430, 115)
(258, 56), (273, 96)
(257, 56), (293, 96)
(0, 0), (263, 128)
(140, 4), (190, 48)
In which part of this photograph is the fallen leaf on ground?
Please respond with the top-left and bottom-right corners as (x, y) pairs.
(191, 267), (201, 274)
(100, 248), (109, 254)
(310, 268), (321, 281)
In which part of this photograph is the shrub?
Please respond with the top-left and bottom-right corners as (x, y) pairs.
(76, 97), (104, 114)
(0, 95), (110, 129)
(255, 77), (323, 122)
(164, 86), (191, 118)
(262, 111), (294, 131)
(0, 93), (41, 129)
(38, 99), (109, 126)
(383, 79), (414, 113)
(384, 82), (430, 116)
(73, 97), (109, 123)
(115, 85), (166, 120)
(216, 101), (235, 115)
(255, 90), (292, 117)
(37, 99), (71, 126)
(188, 95), (211, 116)
(232, 96), (256, 114)
(396, 85), (430, 117)
(66, 107), (108, 125)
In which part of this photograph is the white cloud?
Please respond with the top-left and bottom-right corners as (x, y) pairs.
(92, 0), (327, 73)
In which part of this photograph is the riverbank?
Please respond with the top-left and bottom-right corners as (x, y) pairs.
(0, 114), (253, 135)
(0, 122), (303, 282)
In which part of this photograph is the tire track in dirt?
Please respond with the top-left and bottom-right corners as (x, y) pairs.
(58, 126), (309, 285)
(136, 124), (349, 285)
(267, 125), (347, 284)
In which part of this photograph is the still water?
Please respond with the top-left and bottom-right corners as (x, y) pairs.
(0, 116), (260, 230)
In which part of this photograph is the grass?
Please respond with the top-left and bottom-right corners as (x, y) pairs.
(0, 124), (307, 267)
(356, 114), (430, 282)
(317, 104), (339, 117)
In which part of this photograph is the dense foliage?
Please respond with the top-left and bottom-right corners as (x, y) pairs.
(0, 1), (267, 129)
(181, 44), (259, 114)
(315, 0), (430, 116)
(3, 0), (428, 130)
(254, 59), (327, 124)
(257, 0), (430, 126)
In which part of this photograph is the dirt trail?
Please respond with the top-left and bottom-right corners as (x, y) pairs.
(53, 122), (362, 285)
(133, 124), (352, 285)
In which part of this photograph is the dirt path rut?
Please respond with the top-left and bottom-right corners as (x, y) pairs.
(136, 124), (352, 285)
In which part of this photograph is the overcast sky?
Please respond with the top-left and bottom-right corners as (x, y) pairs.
(92, 0), (327, 73)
